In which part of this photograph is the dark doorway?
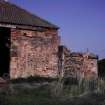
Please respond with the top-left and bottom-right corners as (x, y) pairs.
(0, 27), (11, 77)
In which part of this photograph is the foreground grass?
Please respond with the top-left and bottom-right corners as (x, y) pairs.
(0, 76), (105, 105)
(0, 84), (59, 105)
(0, 83), (105, 105)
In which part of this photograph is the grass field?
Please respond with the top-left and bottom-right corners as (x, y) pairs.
(0, 77), (105, 105)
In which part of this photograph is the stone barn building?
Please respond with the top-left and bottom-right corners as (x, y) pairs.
(0, 0), (60, 79)
(0, 0), (98, 79)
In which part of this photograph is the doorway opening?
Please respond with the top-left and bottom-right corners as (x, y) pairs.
(0, 27), (11, 78)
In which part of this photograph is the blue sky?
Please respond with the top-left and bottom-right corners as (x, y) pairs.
(10, 0), (105, 59)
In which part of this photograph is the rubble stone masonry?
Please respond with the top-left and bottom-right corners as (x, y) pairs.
(7, 28), (98, 79)
(59, 46), (98, 79)
(10, 28), (60, 79)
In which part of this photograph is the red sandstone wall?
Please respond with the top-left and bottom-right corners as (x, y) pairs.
(10, 28), (60, 79)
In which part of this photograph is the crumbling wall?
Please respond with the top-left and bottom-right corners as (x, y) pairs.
(58, 46), (83, 78)
(58, 46), (75, 78)
(67, 53), (84, 78)
(58, 46), (98, 79)
(10, 28), (60, 79)
(82, 53), (98, 78)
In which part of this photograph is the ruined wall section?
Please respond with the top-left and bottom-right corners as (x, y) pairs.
(58, 46), (83, 78)
(10, 28), (60, 79)
(58, 46), (98, 79)
(66, 53), (84, 78)
(64, 52), (98, 79)
(82, 53), (98, 78)
(62, 51), (84, 78)
(58, 46), (75, 78)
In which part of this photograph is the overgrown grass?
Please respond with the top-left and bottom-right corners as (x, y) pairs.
(0, 77), (105, 105)
(0, 85), (105, 105)
(0, 84), (55, 105)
